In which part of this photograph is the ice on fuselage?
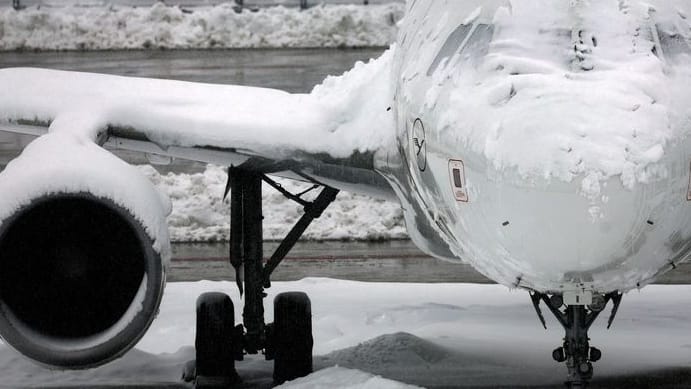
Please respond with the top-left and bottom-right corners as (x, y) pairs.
(419, 0), (691, 197)
(386, 0), (691, 292)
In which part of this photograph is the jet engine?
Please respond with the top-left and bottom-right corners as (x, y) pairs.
(0, 133), (170, 369)
(0, 193), (166, 369)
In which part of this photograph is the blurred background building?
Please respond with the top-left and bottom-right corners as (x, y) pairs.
(10, 0), (402, 10)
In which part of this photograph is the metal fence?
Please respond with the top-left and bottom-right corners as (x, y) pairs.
(10, 0), (401, 10)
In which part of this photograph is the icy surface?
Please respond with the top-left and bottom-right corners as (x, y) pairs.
(2, 280), (691, 387)
(139, 164), (406, 242)
(0, 3), (404, 51)
(415, 0), (691, 197)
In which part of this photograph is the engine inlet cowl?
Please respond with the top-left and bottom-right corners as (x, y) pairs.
(0, 193), (165, 369)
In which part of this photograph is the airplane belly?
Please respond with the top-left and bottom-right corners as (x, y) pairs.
(419, 137), (691, 293)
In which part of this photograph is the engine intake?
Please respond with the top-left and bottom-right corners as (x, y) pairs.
(0, 193), (165, 369)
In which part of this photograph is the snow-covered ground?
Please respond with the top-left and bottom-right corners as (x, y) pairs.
(139, 164), (406, 242)
(0, 3), (404, 50)
(3, 280), (691, 388)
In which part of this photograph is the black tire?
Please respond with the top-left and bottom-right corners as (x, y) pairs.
(195, 292), (237, 382)
(272, 292), (313, 384)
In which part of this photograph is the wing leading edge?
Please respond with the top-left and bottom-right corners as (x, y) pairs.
(0, 50), (396, 200)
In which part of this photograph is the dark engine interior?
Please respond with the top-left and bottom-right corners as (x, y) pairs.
(0, 195), (145, 339)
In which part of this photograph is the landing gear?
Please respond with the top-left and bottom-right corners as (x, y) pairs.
(184, 167), (338, 388)
(531, 291), (623, 388)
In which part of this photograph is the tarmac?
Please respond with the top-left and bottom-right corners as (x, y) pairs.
(169, 240), (691, 285)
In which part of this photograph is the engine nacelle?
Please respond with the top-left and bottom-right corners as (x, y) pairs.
(0, 192), (166, 369)
(0, 130), (172, 369)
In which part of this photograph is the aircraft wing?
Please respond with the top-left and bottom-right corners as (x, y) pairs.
(0, 51), (396, 200)
(0, 51), (398, 369)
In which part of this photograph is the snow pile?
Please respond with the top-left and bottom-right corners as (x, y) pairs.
(280, 366), (420, 389)
(424, 0), (691, 199)
(139, 164), (406, 242)
(0, 3), (404, 50)
(323, 332), (449, 366)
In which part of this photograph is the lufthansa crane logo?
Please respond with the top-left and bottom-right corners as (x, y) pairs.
(411, 118), (427, 172)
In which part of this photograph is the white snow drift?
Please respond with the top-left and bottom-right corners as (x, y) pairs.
(0, 3), (404, 51)
(139, 164), (407, 242)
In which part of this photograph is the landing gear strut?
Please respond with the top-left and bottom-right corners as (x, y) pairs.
(185, 167), (338, 387)
(530, 291), (623, 388)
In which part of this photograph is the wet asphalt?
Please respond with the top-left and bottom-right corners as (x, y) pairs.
(168, 240), (691, 285)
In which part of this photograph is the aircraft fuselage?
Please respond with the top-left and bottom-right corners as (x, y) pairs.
(376, 0), (691, 293)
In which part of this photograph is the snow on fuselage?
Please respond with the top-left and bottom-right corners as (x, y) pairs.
(376, 0), (691, 293)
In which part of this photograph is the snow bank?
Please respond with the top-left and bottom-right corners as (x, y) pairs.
(139, 164), (407, 242)
(0, 3), (404, 51)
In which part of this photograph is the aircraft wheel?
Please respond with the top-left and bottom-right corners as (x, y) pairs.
(194, 292), (238, 388)
(272, 292), (314, 384)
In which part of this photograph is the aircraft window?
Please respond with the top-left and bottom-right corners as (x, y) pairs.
(460, 24), (495, 65)
(427, 24), (473, 76)
(452, 168), (463, 188)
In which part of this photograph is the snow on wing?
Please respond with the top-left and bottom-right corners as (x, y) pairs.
(0, 51), (395, 198)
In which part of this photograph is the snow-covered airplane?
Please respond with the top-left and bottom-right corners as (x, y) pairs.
(0, 0), (689, 387)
